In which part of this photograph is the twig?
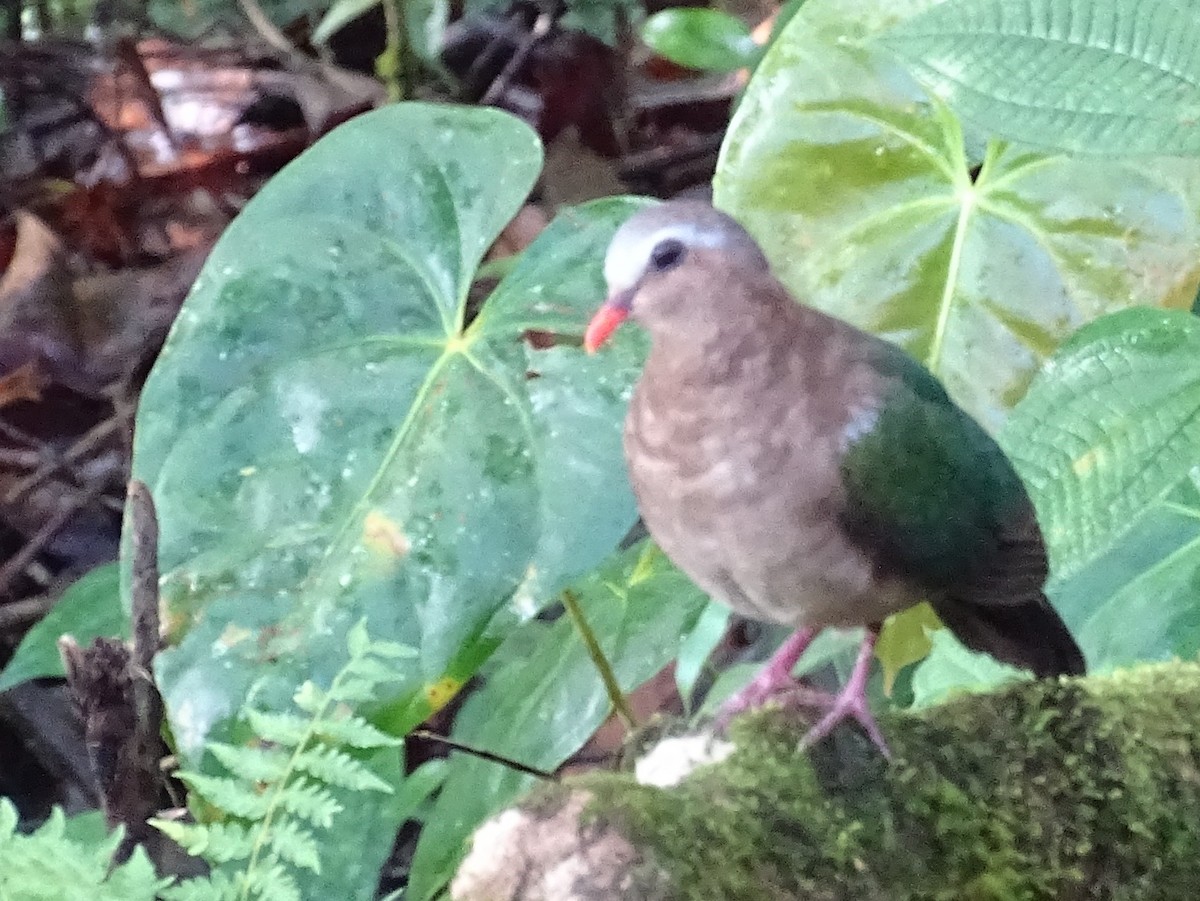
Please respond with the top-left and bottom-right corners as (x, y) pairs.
(0, 418), (40, 447)
(480, 11), (553, 107)
(0, 481), (105, 597)
(127, 480), (161, 680)
(627, 72), (740, 112)
(560, 589), (637, 730)
(378, 0), (406, 102)
(455, 12), (523, 96)
(618, 133), (726, 181)
(237, 0), (296, 55)
(410, 730), (557, 780)
(111, 36), (176, 150)
(58, 482), (165, 868)
(4, 410), (126, 505)
(0, 592), (56, 630)
(0, 447), (43, 468)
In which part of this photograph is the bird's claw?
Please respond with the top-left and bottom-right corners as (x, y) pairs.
(797, 686), (892, 759)
(711, 628), (891, 758)
(713, 670), (802, 731)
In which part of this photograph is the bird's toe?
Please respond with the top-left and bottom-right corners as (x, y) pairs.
(798, 688), (891, 759)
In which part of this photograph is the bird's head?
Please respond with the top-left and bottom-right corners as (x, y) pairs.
(584, 200), (771, 353)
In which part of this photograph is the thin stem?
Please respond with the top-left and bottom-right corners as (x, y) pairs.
(239, 671), (344, 900)
(238, 0), (295, 54)
(560, 589), (637, 730)
(410, 730), (556, 780)
(380, 0), (405, 101)
(480, 12), (553, 106)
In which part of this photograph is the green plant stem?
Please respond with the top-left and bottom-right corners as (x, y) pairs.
(238, 676), (340, 901)
(411, 730), (556, 780)
(561, 589), (637, 730)
(380, 0), (420, 102)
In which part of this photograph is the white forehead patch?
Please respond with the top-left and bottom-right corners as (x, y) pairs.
(603, 220), (730, 293)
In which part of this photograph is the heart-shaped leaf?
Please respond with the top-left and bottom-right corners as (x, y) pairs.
(878, 0), (1200, 156)
(128, 104), (649, 764)
(715, 0), (1200, 433)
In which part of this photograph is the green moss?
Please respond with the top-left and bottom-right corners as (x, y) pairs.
(564, 662), (1200, 900)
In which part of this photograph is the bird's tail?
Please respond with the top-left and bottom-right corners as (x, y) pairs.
(933, 593), (1086, 678)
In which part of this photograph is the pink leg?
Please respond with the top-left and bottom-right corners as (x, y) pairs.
(715, 626), (818, 727)
(799, 630), (890, 758)
(715, 627), (891, 758)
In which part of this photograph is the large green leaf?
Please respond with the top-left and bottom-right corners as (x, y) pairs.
(878, 0), (1200, 156)
(1001, 309), (1200, 580)
(715, 0), (1200, 433)
(406, 541), (709, 900)
(914, 309), (1200, 697)
(128, 105), (649, 769)
(674, 600), (730, 706)
(1052, 477), (1200, 670)
(1002, 308), (1200, 670)
(910, 627), (1027, 708)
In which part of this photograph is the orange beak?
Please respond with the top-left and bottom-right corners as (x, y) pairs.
(584, 291), (633, 354)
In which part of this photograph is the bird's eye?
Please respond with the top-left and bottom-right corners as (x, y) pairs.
(649, 238), (686, 272)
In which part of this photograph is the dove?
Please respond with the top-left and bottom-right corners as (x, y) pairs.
(584, 200), (1085, 753)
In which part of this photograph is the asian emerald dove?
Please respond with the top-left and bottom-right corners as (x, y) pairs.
(584, 200), (1085, 754)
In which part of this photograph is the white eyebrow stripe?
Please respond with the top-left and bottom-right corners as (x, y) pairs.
(651, 222), (729, 249)
(603, 222), (729, 292)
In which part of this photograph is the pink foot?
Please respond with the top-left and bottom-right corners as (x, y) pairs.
(715, 627), (817, 729)
(798, 632), (891, 758)
(715, 627), (891, 758)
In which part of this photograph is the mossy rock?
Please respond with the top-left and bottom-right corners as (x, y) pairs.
(453, 662), (1200, 900)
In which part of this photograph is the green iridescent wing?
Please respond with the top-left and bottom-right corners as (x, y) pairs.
(838, 344), (1047, 603)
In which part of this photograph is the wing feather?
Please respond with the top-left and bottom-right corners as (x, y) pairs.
(837, 342), (1047, 607)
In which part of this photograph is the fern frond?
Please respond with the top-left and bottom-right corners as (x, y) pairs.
(292, 744), (393, 792)
(325, 676), (384, 703)
(242, 710), (311, 747)
(155, 622), (410, 901)
(0, 801), (165, 900)
(310, 713), (398, 749)
(341, 654), (406, 685)
(241, 861), (300, 901)
(290, 682), (327, 715)
(178, 773), (271, 820)
(263, 819), (321, 873)
(161, 870), (234, 901)
(271, 778), (342, 828)
(365, 639), (416, 659)
(152, 818), (256, 863)
(207, 742), (291, 784)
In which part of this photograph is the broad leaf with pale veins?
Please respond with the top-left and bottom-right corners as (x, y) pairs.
(716, 0), (1200, 433)
(128, 105), (649, 766)
(878, 0), (1200, 156)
